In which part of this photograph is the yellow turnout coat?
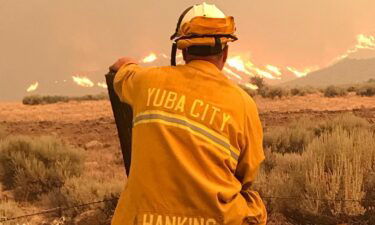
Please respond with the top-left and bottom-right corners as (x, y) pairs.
(112, 60), (266, 225)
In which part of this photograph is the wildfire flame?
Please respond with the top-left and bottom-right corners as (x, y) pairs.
(266, 65), (282, 76)
(227, 56), (252, 75)
(245, 83), (259, 90)
(142, 53), (157, 63)
(355, 34), (375, 49)
(334, 33), (375, 62)
(286, 67), (312, 78)
(226, 55), (283, 79)
(161, 53), (169, 59)
(26, 82), (39, 92)
(223, 67), (243, 80)
(255, 68), (280, 80)
(72, 75), (94, 87)
(97, 82), (108, 89)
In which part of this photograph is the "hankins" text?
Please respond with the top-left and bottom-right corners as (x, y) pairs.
(141, 213), (220, 225)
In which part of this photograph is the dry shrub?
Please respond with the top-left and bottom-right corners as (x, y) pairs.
(290, 86), (318, 96)
(255, 150), (304, 212)
(263, 126), (314, 154)
(263, 118), (315, 154)
(70, 93), (109, 102)
(250, 76), (266, 90)
(239, 84), (258, 97)
(23, 95), (69, 105)
(0, 126), (6, 140)
(363, 173), (375, 224)
(256, 114), (375, 224)
(355, 84), (375, 97)
(259, 86), (290, 99)
(22, 93), (108, 105)
(0, 136), (84, 201)
(299, 127), (374, 217)
(347, 86), (357, 92)
(40, 176), (122, 222)
(324, 85), (348, 97)
(315, 113), (372, 136)
(264, 114), (371, 154)
(290, 87), (307, 96)
(0, 200), (26, 225)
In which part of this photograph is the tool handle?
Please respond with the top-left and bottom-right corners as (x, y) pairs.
(105, 71), (133, 176)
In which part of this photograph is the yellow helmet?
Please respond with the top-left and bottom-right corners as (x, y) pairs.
(170, 2), (238, 65)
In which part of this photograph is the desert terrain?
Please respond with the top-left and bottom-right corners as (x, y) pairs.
(1, 93), (374, 139)
(0, 93), (374, 224)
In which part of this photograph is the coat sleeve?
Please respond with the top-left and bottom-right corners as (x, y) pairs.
(113, 63), (142, 105)
(235, 97), (267, 225)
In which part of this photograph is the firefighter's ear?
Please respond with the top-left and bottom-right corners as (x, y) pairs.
(222, 45), (229, 64)
(182, 49), (187, 61)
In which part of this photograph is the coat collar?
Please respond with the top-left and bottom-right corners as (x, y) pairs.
(185, 60), (224, 78)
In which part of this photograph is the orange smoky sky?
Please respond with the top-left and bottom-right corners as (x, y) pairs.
(0, 0), (374, 100)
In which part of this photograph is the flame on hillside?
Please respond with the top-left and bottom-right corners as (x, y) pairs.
(223, 67), (243, 80)
(26, 82), (39, 92)
(134, 52), (317, 79)
(119, 34), (373, 82)
(245, 83), (259, 90)
(227, 56), (252, 75)
(72, 75), (94, 87)
(286, 67), (313, 78)
(254, 68), (280, 80)
(97, 82), (108, 89)
(356, 34), (375, 49)
(142, 53), (157, 63)
(334, 34), (375, 62)
(161, 53), (169, 59)
(226, 55), (282, 79)
(266, 65), (282, 76)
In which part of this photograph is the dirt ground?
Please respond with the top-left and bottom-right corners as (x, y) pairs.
(1, 93), (374, 139)
(0, 94), (374, 224)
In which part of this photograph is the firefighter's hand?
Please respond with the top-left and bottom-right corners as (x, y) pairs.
(110, 57), (137, 72)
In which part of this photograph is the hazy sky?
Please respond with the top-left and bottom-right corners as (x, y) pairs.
(0, 0), (374, 100)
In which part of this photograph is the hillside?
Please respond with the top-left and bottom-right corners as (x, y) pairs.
(282, 57), (375, 87)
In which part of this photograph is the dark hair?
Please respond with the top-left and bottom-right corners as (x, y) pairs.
(187, 45), (225, 56)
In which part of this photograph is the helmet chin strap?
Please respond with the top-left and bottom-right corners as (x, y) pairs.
(170, 5), (194, 66)
(171, 43), (178, 66)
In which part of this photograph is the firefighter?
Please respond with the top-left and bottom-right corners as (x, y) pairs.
(110, 3), (267, 225)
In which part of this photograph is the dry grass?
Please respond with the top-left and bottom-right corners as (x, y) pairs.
(0, 200), (26, 225)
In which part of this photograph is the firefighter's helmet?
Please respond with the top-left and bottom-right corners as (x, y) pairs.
(170, 2), (238, 65)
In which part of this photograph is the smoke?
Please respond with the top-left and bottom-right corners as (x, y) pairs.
(0, 0), (374, 100)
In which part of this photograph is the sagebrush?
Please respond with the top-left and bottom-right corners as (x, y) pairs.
(256, 114), (375, 224)
(0, 136), (84, 201)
